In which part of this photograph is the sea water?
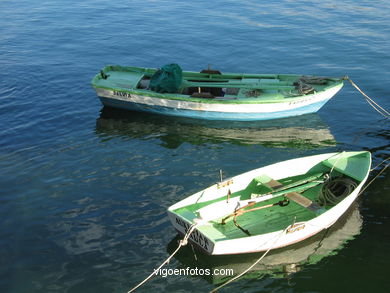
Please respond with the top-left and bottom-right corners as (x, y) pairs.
(0, 0), (389, 292)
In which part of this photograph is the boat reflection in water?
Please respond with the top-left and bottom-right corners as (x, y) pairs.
(167, 203), (362, 285)
(96, 107), (336, 149)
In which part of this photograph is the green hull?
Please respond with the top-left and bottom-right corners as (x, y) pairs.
(92, 65), (343, 103)
(91, 65), (344, 120)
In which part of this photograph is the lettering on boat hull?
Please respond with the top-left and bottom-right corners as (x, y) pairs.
(113, 90), (132, 99)
(174, 217), (212, 253)
(94, 83), (343, 121)
(288, 97), (313, 105)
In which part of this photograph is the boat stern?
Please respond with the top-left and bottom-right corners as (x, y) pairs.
(167, 210), (215, 254)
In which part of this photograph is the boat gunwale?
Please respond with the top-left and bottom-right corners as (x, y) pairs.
(92, 65), (344, 105)
(92, 81), (343, 105)
(167, 151), (371, 254)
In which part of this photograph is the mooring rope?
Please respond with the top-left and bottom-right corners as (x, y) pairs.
(370, 157), (390, 172)
(127, 223), (199, 293)
(210, 156), (389, 293)
(127, 155), (389, 293)
(359, 160), (389, 196)
(344, 77), (390, 119)
(210, 224), (291, 293)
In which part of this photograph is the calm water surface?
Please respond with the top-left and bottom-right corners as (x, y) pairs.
(0, 0), (389, 292)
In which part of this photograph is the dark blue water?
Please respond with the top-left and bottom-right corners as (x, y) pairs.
(1, 0), (389, 292)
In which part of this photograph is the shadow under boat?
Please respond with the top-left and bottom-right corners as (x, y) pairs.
(95, 106), (336, 149)
(166, 203), (362, 285)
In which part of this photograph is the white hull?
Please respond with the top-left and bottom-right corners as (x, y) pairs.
(168, 152), (371, 255)
(95, 83), (343, 121)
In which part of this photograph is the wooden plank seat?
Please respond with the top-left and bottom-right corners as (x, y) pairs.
(256, 174), (324, 213)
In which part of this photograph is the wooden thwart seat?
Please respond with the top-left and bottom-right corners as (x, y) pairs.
(261, 176), (324, 213)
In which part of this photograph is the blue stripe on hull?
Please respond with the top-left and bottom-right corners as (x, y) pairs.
(99, 97), (331, 121)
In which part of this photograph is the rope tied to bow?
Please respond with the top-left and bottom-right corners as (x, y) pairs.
(343, 76), (389, 119)
(127, 223), (199, 293)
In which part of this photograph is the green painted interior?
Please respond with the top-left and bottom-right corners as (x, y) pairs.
(172, 151), (370, 242)
(92, 65), (344, 104)
(323, 151), (371, 181)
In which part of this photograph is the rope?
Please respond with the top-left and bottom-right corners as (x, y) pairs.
(321, 154), (390, 205)
(318, 177), (358, 206)
(210, 224), (291, 293)
(127, 223), (198, 293)
(329, 151), (345, 176)
(370, 157), (390, 172)
(127, 154), (388, 293)
(358, 161), (389, 195)
(210, 161), (388, 293)
(345, 77), (390, 119)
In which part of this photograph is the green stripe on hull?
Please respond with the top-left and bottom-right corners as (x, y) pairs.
(92, 65), (344, 105)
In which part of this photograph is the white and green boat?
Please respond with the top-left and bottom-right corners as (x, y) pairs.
(169, 203), (362, 284)
(91, 64), (344, 121)
(167, 151), (371, 255)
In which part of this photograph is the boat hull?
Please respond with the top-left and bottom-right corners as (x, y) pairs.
(95, 83), (343, 121)
(168, 203), (362, 284)
(167, 152), (371, 255)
